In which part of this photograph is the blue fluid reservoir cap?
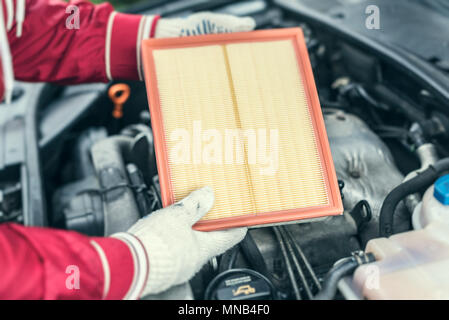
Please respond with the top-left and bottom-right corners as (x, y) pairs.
(434, 175), (449, 205)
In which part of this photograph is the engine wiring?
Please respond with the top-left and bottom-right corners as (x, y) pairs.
(272, 226), (301, 300)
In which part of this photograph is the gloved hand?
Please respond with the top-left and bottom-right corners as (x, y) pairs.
(113, 186), (247, 297)
(154, 12), (256, 38)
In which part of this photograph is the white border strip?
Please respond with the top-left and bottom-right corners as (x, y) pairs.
(142, 15), (154, 40)
(112, 232), (149, 300)
(5, 0), (13, 31)
(138, 15), (154, 80)
(136, 16), (146, 81)
(90, 240), (111, 299)
(105, 11), (117, 81)
(0, 0), (15, 104)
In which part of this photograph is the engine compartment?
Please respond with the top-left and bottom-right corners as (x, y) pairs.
(1, 0), (449, 300)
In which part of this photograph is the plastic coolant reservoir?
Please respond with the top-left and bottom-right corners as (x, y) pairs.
(353, 175), (449, 299)
(413, 175), (449, 230)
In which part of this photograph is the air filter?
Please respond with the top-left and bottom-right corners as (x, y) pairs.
(142, 28), (342, 231)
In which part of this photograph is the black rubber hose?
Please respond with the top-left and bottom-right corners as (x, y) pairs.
(218, 245), (239, 273)
(240, 232), (271, 278)
(372, 84), (425, 123)
(379, 158), (449, 237)
(314, 252), (375, 300)
(314, 258), (358, 300)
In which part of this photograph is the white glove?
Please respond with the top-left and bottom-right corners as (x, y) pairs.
(154, 12), (256, 38)
(114, 186), (247, 297)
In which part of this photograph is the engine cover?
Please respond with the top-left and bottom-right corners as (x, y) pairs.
(324, 109), (410, 242)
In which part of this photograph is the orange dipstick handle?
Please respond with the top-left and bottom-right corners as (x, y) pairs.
(108, 83), (131, 119)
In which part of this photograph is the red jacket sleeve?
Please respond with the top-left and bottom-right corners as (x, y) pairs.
(5, 0), (158, 84)
(0, 223), (145, 299)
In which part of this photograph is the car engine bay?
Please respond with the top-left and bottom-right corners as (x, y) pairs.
(1, 0), (449, 300)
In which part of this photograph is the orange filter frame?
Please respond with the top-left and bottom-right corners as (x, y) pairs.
(142, 28), (343, 231)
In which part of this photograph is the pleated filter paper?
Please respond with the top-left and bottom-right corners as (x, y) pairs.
(142, 28), (342, 231)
